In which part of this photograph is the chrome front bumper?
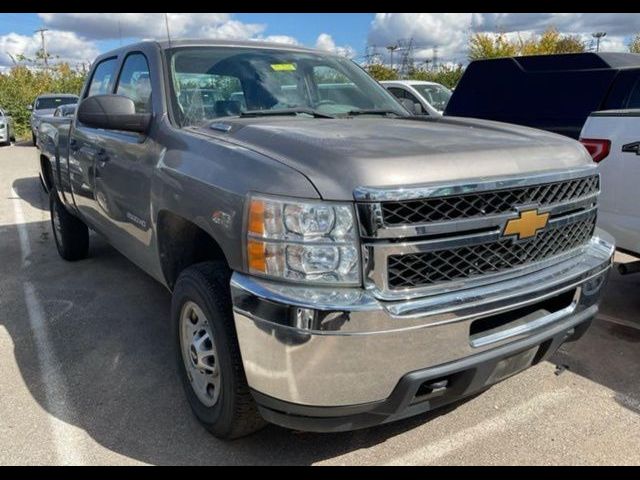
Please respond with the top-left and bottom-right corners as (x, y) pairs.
(231, 231), (614, 409)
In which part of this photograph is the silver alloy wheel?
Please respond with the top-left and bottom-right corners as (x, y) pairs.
(179, 301), (221, 407)
(52, 205), (63, 245)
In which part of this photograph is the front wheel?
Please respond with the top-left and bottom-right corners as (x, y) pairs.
(171, 261), (266, 439)
(49, 189), (89, 261)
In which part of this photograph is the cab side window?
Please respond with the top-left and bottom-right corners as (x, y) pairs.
(116, 53), (152, 114)
(626, 77), (640, 109)
(87, 58), (118, 97)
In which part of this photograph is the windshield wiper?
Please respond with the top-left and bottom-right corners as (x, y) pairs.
(346, 109), (402, 117)
(240, 108), (335, 119)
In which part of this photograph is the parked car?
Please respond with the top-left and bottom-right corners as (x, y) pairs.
(40, 39), (613, 439)
(445, 52), (640, 139)
(29, 93), (79, 146)
(37, 103), (77, 191)
(0, 108), (16, 145)
(580, 105), (640, 271)
(381, 80), (452, 116)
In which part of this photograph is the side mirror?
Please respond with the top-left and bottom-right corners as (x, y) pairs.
(27, 105), (33, 111)
(77, 94), (151, 133)
(413, 102), (424, 115)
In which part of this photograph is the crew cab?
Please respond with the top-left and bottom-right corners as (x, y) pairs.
(41, 40), (614, 439)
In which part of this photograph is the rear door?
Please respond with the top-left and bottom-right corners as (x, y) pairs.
(68, 56), (119, 230)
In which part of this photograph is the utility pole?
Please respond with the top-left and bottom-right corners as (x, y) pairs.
(164, 13), (172, 46)
(592, 32), (606, 52)
(386, 44), (399, 70)
(34, 28), (49, 68)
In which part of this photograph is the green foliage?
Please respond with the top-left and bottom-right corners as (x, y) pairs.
(407, 64), (465, 90)
(468, 27), (586, 61)
(365, 64), (399, 81)
(0, 57), (87, 139)
(366, 62), (464, 89)
(630, 34), (640, 54)
(469, 32), (518, 61)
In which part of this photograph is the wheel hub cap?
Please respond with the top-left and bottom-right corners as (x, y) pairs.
(179, 301), (221, 407)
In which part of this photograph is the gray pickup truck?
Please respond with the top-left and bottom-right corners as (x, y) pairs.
(40, 39), (615, 439)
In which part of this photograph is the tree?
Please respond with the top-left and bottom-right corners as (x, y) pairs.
(365, 63), (398, 81)
(0, 56), (86, 139)
(468, 26), (585, 61)
(630, 34), (640, 54)
(409, 64), (465, 90)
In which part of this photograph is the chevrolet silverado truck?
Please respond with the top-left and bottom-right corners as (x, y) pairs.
(40, 40), (615, 439)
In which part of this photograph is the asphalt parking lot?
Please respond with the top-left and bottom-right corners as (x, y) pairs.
(1, 142), (639, 465)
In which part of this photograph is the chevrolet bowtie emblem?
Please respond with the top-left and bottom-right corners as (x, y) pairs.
(503, 209), (550, 241)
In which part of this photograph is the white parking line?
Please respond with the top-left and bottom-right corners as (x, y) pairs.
(10, 186), (31, 267)
(11, 185), (85, 465)
(383, 388), (570, 466)
(598, 313), (640, 332)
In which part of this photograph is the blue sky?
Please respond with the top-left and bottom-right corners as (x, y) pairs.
(0, 13), (638, 69)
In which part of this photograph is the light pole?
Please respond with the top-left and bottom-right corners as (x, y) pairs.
(592, 32), (607, 52)
(34, 28), (49, 68)
(386, 44), (399, 70)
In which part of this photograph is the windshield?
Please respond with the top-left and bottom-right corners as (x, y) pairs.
(35, 96), (78, 110)
(166, 47), (407, 127)
(412, 84), (452, 112)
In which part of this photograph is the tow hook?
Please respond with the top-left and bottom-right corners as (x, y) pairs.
(617, 261), (640, 276)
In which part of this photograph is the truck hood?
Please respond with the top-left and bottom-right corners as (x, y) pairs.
(193, 116), (592, 201)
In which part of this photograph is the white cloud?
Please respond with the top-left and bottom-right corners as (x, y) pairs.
(315, 33), (356, 58)
(259, 35), (300, 45)
(368, 13), (638, 65)
(37, 13), (252, 41)
(0, 30), (99, 67)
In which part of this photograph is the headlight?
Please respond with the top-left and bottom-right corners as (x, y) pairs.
(246, 194), (360, 285)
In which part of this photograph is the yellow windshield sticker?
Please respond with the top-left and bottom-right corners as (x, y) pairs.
(271, 63), (296, 71)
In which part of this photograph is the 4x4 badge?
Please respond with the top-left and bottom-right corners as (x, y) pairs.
(503, 209), (550, 241)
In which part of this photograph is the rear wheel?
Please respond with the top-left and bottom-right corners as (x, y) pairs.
(172, 261), (266, 439)
(49, 189), (89, 261)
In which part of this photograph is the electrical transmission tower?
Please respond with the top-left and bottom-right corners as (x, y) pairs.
(364, 45), (383, 65)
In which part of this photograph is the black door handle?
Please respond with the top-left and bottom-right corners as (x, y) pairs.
(622, 141), (640, 155)
(96, 148), (110, 163)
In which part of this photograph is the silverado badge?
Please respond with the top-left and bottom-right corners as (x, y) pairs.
(503, 209), (550, 241)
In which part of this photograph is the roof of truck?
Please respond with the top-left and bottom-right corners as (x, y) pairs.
(469, 52), (640, 71)
(100, 39), (325, 59)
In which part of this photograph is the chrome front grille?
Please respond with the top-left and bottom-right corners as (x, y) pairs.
(387, 211), (596, 289)
(356, 167), (601, 300)
(381, 175), (599, 226)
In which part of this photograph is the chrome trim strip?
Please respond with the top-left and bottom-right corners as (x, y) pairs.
(361, 193), (598, 239)
(353, 166), (598, 202)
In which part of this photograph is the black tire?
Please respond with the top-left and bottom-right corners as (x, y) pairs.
(32, 132), (36, 146)
(49, 189), (89, 261)
(171, 261), (266, 439)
